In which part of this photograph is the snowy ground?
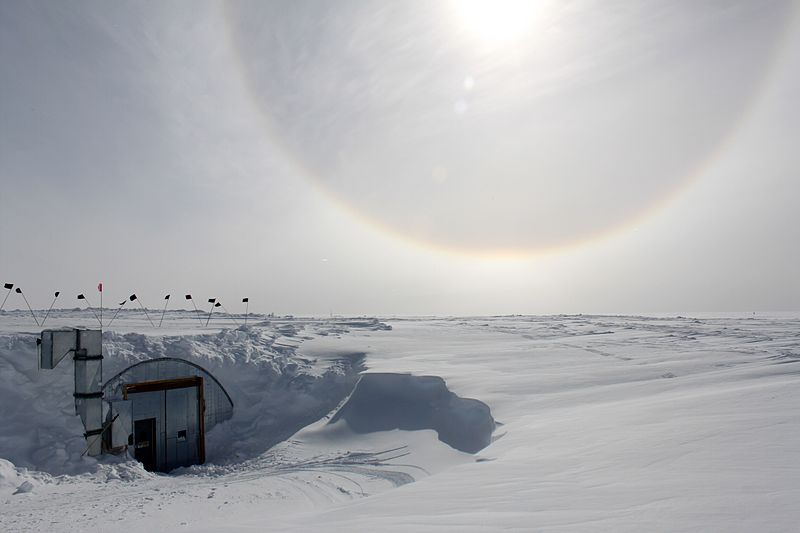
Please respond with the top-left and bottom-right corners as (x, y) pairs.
(1, 310), (798, 531)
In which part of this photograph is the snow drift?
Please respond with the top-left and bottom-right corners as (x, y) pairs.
(0, 311), (491, 491)
(0, 321), (374, 475)
(5, 311), (797, 532)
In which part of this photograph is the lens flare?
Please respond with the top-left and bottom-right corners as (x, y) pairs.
(451, 0), (543, 46)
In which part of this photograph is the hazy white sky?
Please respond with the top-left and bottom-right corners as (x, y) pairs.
(1, 0), (798, 315)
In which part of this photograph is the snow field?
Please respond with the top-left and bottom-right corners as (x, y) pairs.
(1, 312), (799, 532)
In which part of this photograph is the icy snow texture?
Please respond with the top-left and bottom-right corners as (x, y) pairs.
(0, 334), (97, 475)
(1, 311), (799, 532)
(0, 317), (373, 473)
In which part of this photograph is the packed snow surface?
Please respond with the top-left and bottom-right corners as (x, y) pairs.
(1, 310), (799, 532)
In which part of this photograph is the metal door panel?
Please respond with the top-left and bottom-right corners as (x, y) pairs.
(129, 390), (166, 471)
(109, 400), (132, 449)
(133, 418), (157, 472)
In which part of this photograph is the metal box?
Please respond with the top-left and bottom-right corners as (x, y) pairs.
(39, 329), (77, 369)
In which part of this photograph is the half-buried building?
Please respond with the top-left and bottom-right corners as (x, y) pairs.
(103, 358), (234, 472)
(39, 328), (234, 473)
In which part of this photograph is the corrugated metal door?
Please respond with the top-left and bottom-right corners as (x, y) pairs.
(129, 390), (166, 470)
(165, 386), (199, 470)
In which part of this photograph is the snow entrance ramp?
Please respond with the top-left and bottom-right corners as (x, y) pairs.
(329, 373), (495, 454)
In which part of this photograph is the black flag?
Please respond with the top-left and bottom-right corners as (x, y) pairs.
(208, 298), (216, 303)
(15, 288), (21, 294)
(54, 291), (60, 297)
(0, 283), (14, 312)
(129, 294), (137, 301)
(77, 294), (85, 300)
(185, 294), (192, 300)
(164, 294), (171, 300)
(214, 302), (221, 307)
(242, 297), (249, 303)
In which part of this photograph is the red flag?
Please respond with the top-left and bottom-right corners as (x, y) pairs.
(98, 282), (103, 292)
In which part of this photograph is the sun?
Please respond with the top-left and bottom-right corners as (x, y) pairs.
(451, 0), (543, 47)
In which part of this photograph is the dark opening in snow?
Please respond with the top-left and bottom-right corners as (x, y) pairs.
(329, 373), (495, 454)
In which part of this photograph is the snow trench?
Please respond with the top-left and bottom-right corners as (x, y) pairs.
(0, 319), (495, 481)
(329, 373), (495, 454)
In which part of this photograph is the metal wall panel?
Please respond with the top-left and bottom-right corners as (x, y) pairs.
(129, 390), (166, 469)
(75, 397), (104, 431)
(164, 387), (199, 470)
(39, 329), (78, 369)
(74, 359), (102, 394)
(109, 400), (132, 449)
(103, 358), (233, 433)
(77, 329), (102, 357)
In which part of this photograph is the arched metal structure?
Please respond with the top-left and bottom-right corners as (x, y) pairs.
(103, 358), (234, 472)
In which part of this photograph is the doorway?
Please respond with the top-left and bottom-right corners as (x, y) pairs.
(133, 418), (157, 472)
(124, 376), (206, 472)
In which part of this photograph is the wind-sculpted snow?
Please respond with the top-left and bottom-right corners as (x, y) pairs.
(0, 319), (376, 475)
(2, 312), (799, 532)
(100, 327), (369, 463)
(0, 333), (95, 475)
(330, 373), (495, 453)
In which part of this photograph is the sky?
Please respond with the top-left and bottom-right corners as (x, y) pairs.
(1, 0), (799, 316)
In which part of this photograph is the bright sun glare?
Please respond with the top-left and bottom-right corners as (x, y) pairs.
(453, 0), (541, 46)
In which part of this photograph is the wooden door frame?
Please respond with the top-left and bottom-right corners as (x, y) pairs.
(123, 376), (206, 466)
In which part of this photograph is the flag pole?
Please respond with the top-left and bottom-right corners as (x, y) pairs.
(16, 288), (39, 326)
(216, 301), (239, 326)
(0, 283), (13, 312)
(243, 298), (249, 326)
(159, 294), (170, 328)
(98, 282), (103, 330)
(206, 298), (217, 327)
(129, 294), (155, 327)
(40, 291), (61, 327)
(185, 295), (204, 326)
(106, 300), (126, 328)
(77, 294), (102, 327)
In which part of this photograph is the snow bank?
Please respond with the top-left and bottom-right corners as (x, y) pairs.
(0, 334), (98, 475)
(0, 320), (371, 476)
(3, 313), (799, 532)
(0, 459), (24, 492)
(101, 327), (367, 463)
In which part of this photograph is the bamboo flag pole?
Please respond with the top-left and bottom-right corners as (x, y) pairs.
(206, 298), (219, 327)
(40, 291), (61, 327)
(159, 294), (170, 328)
(216, 300), (239, 326)
(16, 288), (39, 326)
(185, 294), (204, 326)
(129, 294), (155, 327)
(106, 300), (126, 328)
(77, 293), (102, 327)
